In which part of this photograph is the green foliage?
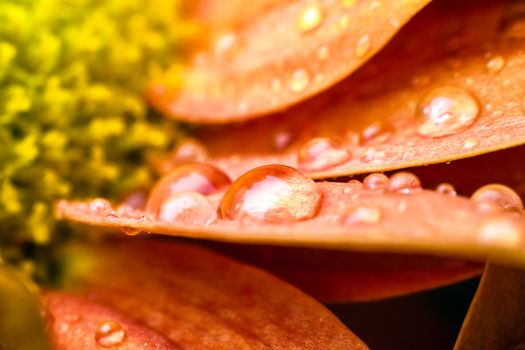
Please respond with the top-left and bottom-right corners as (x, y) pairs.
(0, 0), (190, 246)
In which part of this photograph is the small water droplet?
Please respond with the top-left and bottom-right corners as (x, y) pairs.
(89, 199), (112, 214)
(289, 69), (310, 93)
(158, 192), (216, 225)
(361, 121), (393, 145)
(172, 139), (208, 164)
(218, 165), (322, 223)
(416, 86), (480, 137)
(479, 218), (523, 248)
(436, 183), (457, 196)
(214, 32), (239, 56)
(297, 137), (352, 172)
(463, 138), (478, 150)
(95, 320), (126, 347)
(317, 45), (330, 60)
(389, 172), (422, 194)
(471, 184), (523, 214)
(362, 173), (390, 191)
(355, 35), (371, 58)
(344, 206), (382, 225)
(272, 130), (293, 151)
(121, 226), (142, 236)
(297, 4), (323, 33)
(486, 55), (506, 74)
(146, 163), (231, 217)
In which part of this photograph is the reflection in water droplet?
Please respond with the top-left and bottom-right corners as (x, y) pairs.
(297, 5), (323, 33)
(345, 206), (382, 225)
(95, 320), (126, 347)
(471, 184), (524, 214)
(389, 172), (422, 194)
(416, 86), (480, 137)
(486, 55), (506, 74)
(146, 163), (231, 217)
(362, 173), (389, 191)
(355, 35), (371, 58)
(297, 137), (351, 172)
(218, 165), (322, 223)
(158, 192), (216, 225)
(289, 69), (310, 93)
(436, 183), (457, 196)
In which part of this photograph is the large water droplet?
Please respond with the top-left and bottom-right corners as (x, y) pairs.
(416, 86), (480, 137)
(297, 4), (323, 33)
(297, 137), (351, 172)
(389, 172), (422, 194)
(146, 163), (231, 216)
(355, 35), (371, 58)
(95, 320), (126, 347)
(218, 165), (322, 223)
(289, 69), (310, 93)
(158, 192), (216, 225)
(362, 173), (390, 191)
(471, 184), (523, 214)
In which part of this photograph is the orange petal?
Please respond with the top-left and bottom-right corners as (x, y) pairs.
(149, 0), (432, 122)
(45, 292), (176, 350)
(56, 181), (525, 265)
(50, 239), (368, 349)
(455, 263), (525, 349)
(212, 244), (483, 302)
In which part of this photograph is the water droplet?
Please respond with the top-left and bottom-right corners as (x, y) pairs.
(289, 69), (310, 93)
(89, 199), (112, 214)
(172, 139), (208, 164)
(361, 121), (393, 144)
(121, 226), (141, 236)
(95, 320), (126, 347)
(344, 206), (382, 225)
(146, 163), (231, 216)
(355, 35), (371, 58)
(479, 218), (523, 248)
(462, 138), (478, 150)
(297, 5), (323, 33)
(218, 165), (322, 223)
(272, 130), (293, 151)
(362, 173), (390, 191)
(471, 184), (523, 214)
(297, 137), (352, 172)
(486, 55), (506, 74)
(436, 183), (457, 196)
(317, 45), (330, 60)
(389, 172), (422, 194)
(416, 86), (480, 137)
(157, 192), (216, 225)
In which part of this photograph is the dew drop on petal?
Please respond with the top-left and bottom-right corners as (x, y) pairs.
(289, 69), (310, 93)
(172, 139), (208, 164)
(416, 86), (480, 138)
(355, 35), (371, 58)
(158, 192), (216, 225)
(361, 121), (393, 145)
(218, 165), (322, 223)
(486, 55), (506, 74)
(471, 184), (524, 214)
(95, 320), (126, 347)
(121, 226), (142, 236)
(462, 138), (478, 150)
(436, 183), (457, 196)
(297, 137), (351, 172)
(297, 4), (323, 33)
(389, 172), (422, 194)
(344, 206), (382, 225)
(362, 173), (390, 191)
(146, 163), (231, 216)
(272, 130), (293, 151)
(89, 198), (112, 214)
